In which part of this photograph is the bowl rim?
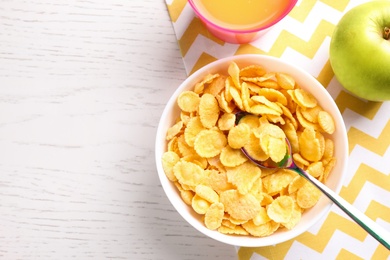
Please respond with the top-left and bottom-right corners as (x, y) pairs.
(187, 0), (298, 34)
(155, 54), (349, 247)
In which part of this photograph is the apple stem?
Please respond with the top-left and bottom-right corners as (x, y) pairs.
(385, 27), (390, 40)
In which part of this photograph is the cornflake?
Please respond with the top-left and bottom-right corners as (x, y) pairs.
(162, 62), (337, 237)
(205, 202), (224, 230)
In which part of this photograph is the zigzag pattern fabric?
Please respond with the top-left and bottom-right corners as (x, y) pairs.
(165, 0), (390, 258)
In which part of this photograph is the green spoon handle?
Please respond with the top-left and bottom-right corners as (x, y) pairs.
(293, 165), (390, 250)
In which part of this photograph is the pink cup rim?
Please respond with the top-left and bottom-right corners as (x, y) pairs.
(188, 0), (298, 34)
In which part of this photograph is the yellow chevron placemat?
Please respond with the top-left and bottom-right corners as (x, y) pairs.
(165, 0), (390, 258)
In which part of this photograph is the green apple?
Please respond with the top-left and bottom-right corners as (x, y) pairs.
(329, 1), (390, 101)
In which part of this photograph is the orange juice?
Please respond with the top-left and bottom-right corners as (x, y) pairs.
(192, 0), (291, 30)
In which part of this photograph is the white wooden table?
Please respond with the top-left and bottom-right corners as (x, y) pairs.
(0, 1), (237, 259)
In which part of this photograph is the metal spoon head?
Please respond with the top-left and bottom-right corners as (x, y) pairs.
(241, 138), (294, 169)
(235, 111), (294, 169)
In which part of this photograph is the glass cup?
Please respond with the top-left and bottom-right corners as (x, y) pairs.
(188, 0), (298, 44)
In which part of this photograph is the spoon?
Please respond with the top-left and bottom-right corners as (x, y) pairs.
(235, 112), (390, 249)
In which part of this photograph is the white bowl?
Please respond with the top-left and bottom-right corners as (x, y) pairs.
(155, 54), (348, 247)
